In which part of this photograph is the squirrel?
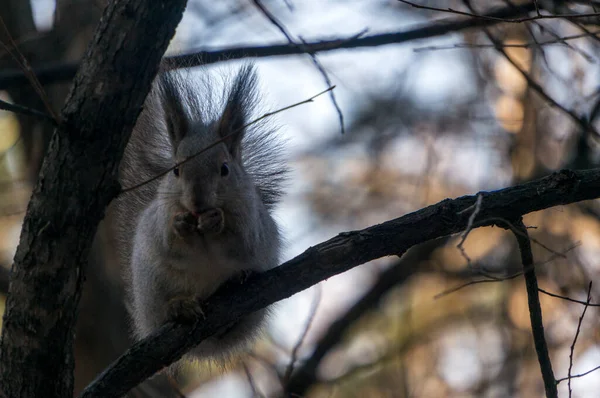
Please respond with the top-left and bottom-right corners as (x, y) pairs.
(110, 63), (287, 363)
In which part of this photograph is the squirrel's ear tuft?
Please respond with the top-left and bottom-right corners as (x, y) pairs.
(218, 65), (258, 160)
(159, 71), (189, 146)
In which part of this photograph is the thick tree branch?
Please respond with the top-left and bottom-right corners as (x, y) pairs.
(0, 2), (539, 90)
(0, 1), (187, 397)
(81, 168), (600, 398)
(511, 219), (557, 398)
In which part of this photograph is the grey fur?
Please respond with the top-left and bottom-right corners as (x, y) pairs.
(110, 64), (286, 362)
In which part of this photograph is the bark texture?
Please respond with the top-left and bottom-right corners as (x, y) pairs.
(0, 1), (187, 397)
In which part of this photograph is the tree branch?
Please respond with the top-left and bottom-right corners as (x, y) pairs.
(0, 0), (187, 397)
(0, 2), (539, 90)
(511, 219), (557, 398)
(398, 0), (599, 22)
(81, 168), (600, 398)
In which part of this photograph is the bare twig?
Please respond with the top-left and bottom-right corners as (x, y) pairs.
(398, 0), (600, 23)
(567, 281), (593, 397)
(252, 0), (294, 43)
(284, 286), (322, 383)
(557, 365), (600, 384)
(434, 243), (578, 299)
(511, 218), (557, 398)
(120, 86), (334, 194)
(0, 99), (57, 126)
(252, 0), (346, 134)
(413, 29), (600, 52)
(538, 287), (600, 307)
(456, 193), (483, 265)
(0, 16), (59, 123)
(479, 217), (570, 259)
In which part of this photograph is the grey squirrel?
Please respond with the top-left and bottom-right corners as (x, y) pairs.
(110, 64), (286, 362)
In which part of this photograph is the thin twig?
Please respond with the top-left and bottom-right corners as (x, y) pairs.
(413, 29), (600, 52)
(120, 86), (334, 194)
(557, 365), (600, 384)
(478, 217), (571, 259)
(434, 271), (523, 299)
(300, 36), (346, 134)
(0, 16), (60, 123)
(538, 287), (600, 307)
(284, 286), (322, 383)
(252, 0), (346, 134)
(398, 0), (600, 23)
(456, 193), (483, 265)
(434, 243), (577, 299)
(567, 281), (593, 397)
(0, 99), (57, 126)
(512, 218), (557, 398)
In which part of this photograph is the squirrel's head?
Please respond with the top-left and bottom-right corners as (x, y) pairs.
(158, 66), (260, 216)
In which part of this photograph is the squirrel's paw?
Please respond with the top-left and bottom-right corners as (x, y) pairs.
(197, 208), (225, 234)
(167, 296), (205, 324)
(172, 212), (199, 239)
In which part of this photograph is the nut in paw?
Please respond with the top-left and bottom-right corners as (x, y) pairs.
(172, 212), (199, 238)
(197, 208), (225, 234)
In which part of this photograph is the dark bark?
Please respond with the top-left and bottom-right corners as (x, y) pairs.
(81, 168), (600, 398)
(0, 1), (187, 397)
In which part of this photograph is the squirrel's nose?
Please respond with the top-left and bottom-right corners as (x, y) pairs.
(192, 203), (210, 214)
(192, 197), (215, 214)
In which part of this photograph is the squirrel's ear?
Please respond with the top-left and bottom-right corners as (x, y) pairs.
(159, 72), (189, 145)
(218, 65), (258, 160)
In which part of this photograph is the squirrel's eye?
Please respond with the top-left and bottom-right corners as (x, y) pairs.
(173, 166), (180, 177)
(220, 162), (229, 177)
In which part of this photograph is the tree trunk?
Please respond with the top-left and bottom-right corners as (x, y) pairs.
(0, 1), (187, 396)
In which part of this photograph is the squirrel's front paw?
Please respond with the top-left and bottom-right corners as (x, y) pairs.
(172, 212), (199, 239)
(167, 296), (205, 324)
(197, 208), (225, 234)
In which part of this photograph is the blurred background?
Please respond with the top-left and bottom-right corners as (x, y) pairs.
(1, 0), (600, 397)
